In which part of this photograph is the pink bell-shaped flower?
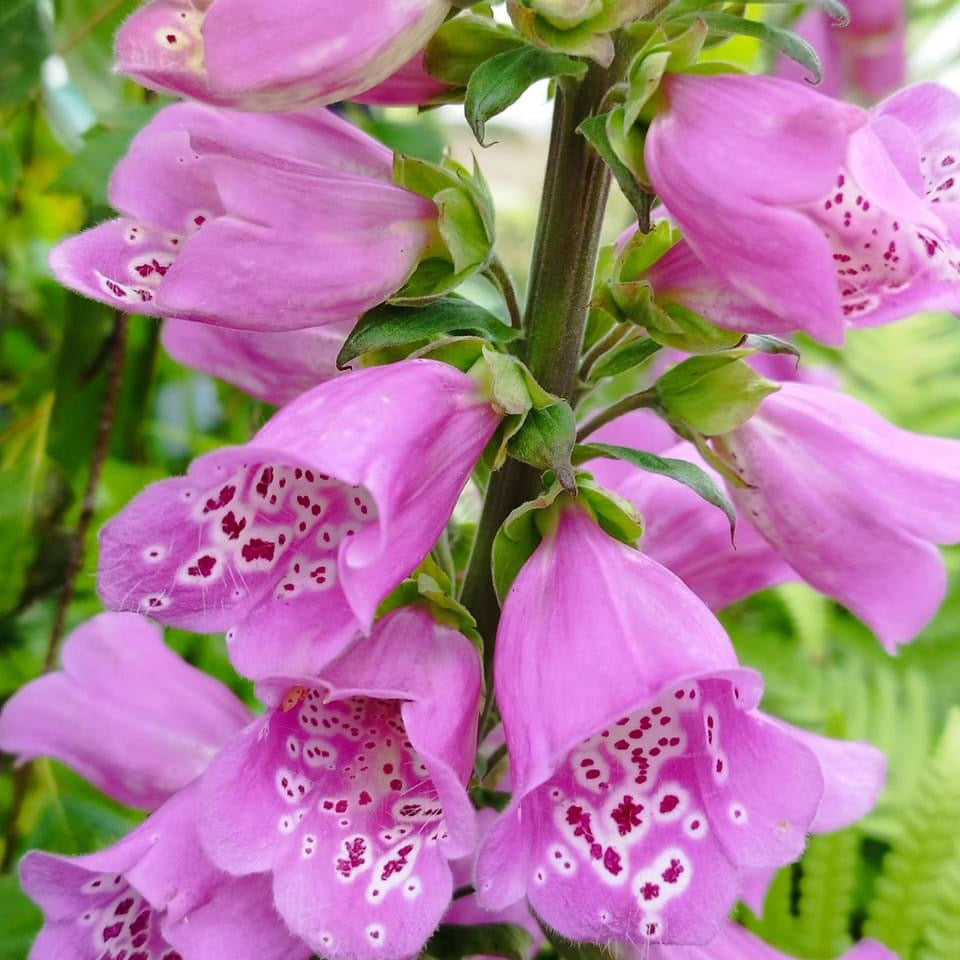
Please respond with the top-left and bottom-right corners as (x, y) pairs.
(50, 103), (438, 332)
(714, 381), (960, 650)
(198, 605), (482, 960)
(475, 503), (825, 945)
(645, 76), (960, 344)
(21, 784), (309, 960)
(0, 612), (250, 811)
(115, 0), (450, 110)
(355, 51), (453, 106)
(97, 359), (501, 680)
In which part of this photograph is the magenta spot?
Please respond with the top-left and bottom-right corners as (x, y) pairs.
(102, 922), (124, 942)
(641, 882), (660, 901)
(603, 847), (622, 876)
(662, 858), (684, 883)
(659, 795), (680, 814)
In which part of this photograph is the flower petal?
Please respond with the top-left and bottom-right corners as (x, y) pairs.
(0, 612), (250, 810)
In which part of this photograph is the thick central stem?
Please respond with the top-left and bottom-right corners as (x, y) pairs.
(461, 63), (616, 708)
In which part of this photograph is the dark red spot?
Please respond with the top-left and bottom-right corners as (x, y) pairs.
(603, 847), (622, 876)
(389, 779), (403, 791)
(358, 790), (373, 806)
(256, 467), (274, 498)
(659, 794), (680, 814)
(114, 898), (134, 916)
(662, 858), (684, 884)
(641, 882), (660, 901)
(611, 795), (644, 836)
(187, 554), (216, 578)
(221, 511), (246, 540)
(102, 922), (124, 942)
(242, 538), (275, 563)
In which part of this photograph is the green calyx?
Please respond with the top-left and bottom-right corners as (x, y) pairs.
(393, 154), (495, 301)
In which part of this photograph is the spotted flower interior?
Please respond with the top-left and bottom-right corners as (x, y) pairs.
(518, 677), (810, 944)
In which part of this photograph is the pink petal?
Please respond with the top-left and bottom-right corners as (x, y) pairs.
(354, 51), (453, 106)
(0, 612), (250, 810)
(161, 319), (352, 406)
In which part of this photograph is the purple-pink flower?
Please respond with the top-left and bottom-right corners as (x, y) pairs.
(97, 359), (500, 680)
(776, 0), (907, 102)
(116, 0), (449, 110)
(50, 103), (438, 332)
(475, 503), (827, 944)
(21, 784), (309, 960)
(199, 605), (481, 960)
(355, 51), (453, 106)
(161, 319), (352, 406)
(714, 381), (960, 650)
(0, 612), (250, 811)
(645, 76), (960, 344)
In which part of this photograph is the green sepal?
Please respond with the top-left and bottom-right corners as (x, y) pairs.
(508, 0), (658, 66)
(655, 350), (779, 436)
(424, 923), (534, 960)
(573, 441), (737, 533)
(337, 295), (518, 368)
(393, 154), (495, 300)
(645, 303), (746, 353)
(424, 13), (525, 88)
(618, 219), (682, 279)
(744, 333), (802, 360)
(578, 110), (651, 220)
(465, 45), (588, 145)
(506, 401), (577, 492)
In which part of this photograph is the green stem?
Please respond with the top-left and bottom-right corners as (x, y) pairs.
(578, 323), (630, 382)
(576, 388), (658, 441)
(483, 254), (523, 329)
(461, 60), (619, 736)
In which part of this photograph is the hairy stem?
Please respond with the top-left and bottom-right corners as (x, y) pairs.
(462, 60), (619, 735)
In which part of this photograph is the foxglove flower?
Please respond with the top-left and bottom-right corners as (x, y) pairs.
(355, 52), (453, 106)
(619, 921), (894, 960)
(588, 411), (797, 611)
(646, 76), (960, 344)
(116, 0), (450, 110)
(0, 612), (250, 810)
(714, 382), (960, 650)
(475, 503), (825, 945)
(21, 783), (308, 960)
(161, 319), (352, 406)
(199, 606), (482, 960)
(50, 103), (438, 332)
(98, 359), (501, 679)
(776, 0), (907, 102)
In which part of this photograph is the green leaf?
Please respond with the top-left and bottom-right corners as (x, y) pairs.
(674, 11), (823, 83)
(578, 111), (652, 220)
(425, 923), (534, 960)
(663, 0), (849, 23)
(0, 874), (42, 960)
(574, 441), (737, 533)
(465, 46), (588, 145)
(337, 297), (517, 368)
(0, 1), (50, 106)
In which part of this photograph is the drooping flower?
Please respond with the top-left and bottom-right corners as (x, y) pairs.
(50, 103), (438, 332)
(115, 0), (450, 110)
(475, 502), (826, 945)
(21, 783), (309, 960)
(587, 410), (797, 611)
(355, 51), (453, 106)
(161, 319), (352, 406)
(645, 75), (960, 344)
(198, 605), (482, 960)
(776, 0), (907, 102)
(97, 359), (501, 679)
(0, 612), (250, 811)
(618, 920), (895, 960)
(713, 381), (960, 650)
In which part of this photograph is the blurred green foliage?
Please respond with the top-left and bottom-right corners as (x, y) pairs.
(1, 2), (960, 960)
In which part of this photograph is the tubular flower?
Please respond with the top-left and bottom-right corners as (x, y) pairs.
(161, 319), (352, 407)
(588, 410), (797, 611)
(50, 103), (438, 332)
(21, 784), (309, 960)
(475, 503), (825, 945)
(0, 612), (250, 811)
(776, 0), (907, 102)
(714, 382), (960, 650)
(115, 0), (450, 110)
(619, 921), (895, 960)
(97, 359), (501, 680)
(645, 76), (960, 344)
(198, 606), (482, 960)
